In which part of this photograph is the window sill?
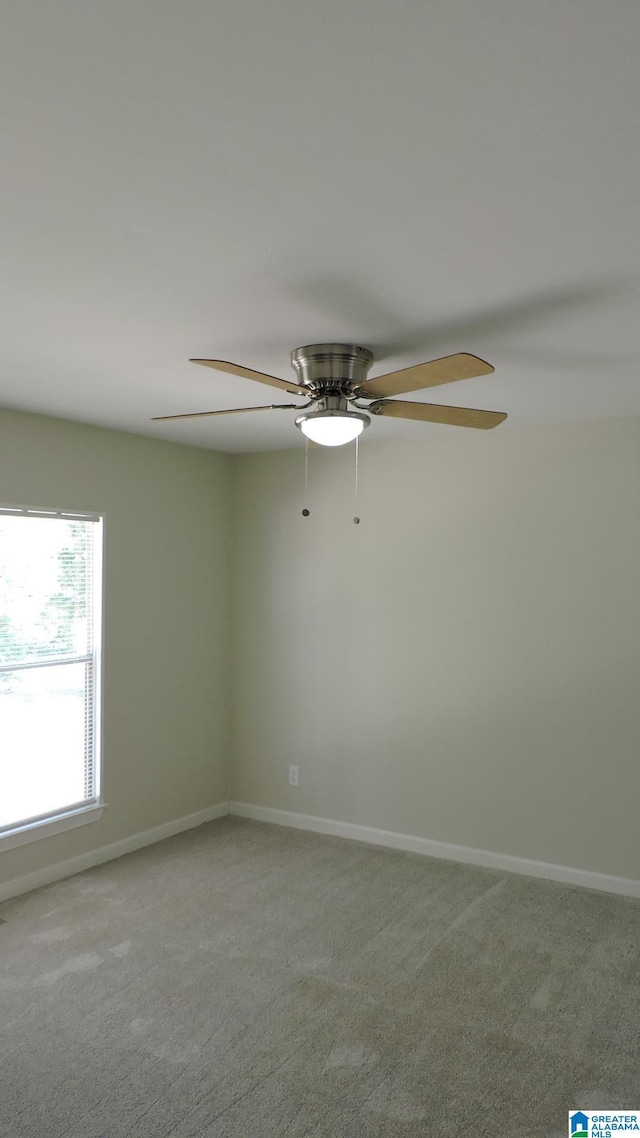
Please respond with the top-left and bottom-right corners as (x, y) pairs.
(0, 803), (105, 853)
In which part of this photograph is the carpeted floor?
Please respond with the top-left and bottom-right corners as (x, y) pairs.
(1, 816), (640, 1137)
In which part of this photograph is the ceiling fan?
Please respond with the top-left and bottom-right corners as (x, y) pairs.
(152, 344), (507, 446)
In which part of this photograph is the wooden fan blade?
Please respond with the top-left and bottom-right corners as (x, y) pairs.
(191, 358), (307, 396)
(359, 353), (494, 399)
(373, 400), (507, 429)
(152, 404), (298, 422)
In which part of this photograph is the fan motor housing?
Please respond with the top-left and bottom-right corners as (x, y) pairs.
(290, 344), (373, 393)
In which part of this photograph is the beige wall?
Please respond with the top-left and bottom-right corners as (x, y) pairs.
(231, 417), (640, 880)
(0, 408), (231, 887)
(3, 408), (639, 889)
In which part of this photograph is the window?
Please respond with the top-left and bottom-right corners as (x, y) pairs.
(0, 506), (104, 847)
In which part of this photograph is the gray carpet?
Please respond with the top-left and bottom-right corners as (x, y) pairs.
(1, 817), (640, 1137)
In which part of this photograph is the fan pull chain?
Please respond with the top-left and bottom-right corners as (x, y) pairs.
(353, 436), (360, 525)
(302, 439), (310, 517)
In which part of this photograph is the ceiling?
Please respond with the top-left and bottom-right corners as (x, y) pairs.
(1, 1), (638, 452)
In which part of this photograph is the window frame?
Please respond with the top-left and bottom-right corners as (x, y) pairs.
(0, 503), (106, 852)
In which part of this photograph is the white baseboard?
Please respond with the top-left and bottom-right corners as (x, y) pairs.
(229, 801), (640, 900)
(4, 798), (639, 904)
(0, 801), (230, 904)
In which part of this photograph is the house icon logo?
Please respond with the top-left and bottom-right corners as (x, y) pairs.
(570, 1112), (589, 1137)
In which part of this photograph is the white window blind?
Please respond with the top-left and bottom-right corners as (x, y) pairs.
(0, 507), (103, 836)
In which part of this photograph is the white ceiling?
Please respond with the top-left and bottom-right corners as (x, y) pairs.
(1, 1), (639, 452)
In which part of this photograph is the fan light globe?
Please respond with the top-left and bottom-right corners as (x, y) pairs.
(296, 411), (370, 447)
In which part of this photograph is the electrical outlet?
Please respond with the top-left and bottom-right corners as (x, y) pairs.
(288, 764), (299, 786)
